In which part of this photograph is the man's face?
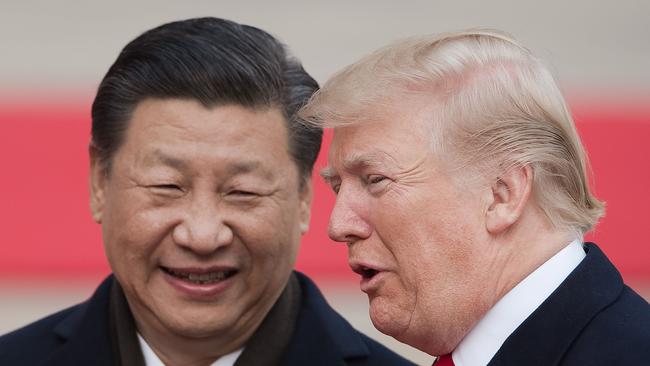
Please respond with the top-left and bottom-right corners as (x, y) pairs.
(324, 98), (493, 352)
(90, 99), (310, 348)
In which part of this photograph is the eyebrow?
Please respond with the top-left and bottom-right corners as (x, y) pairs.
(150, 150), (186, 170)
(225, 161), (265, 177)
(149, 150), (270, 178)
(319, 166), (337, 182)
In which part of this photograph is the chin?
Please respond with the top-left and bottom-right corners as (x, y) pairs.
(416, 336), (460, 356)
(368, 297), (410, 339)
(160, 308), (235, 339)
(368, 296), (455, 355)
(167, 319), (227, 339)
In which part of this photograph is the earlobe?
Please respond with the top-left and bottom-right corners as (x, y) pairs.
(89, 146), (106, 224)
(299, 180), (313, 235)
(485, 165), (533, 235)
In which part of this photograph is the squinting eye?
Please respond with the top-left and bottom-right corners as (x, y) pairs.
(154, 184), (181, 190)
(332, 184), (341, 194)
(366, 175), (390, 195)
(147, 184), (184, 198)
(229, 190), (258, 197)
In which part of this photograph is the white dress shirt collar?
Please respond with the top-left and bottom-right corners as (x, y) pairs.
(137, 333), (244, 366)
(452, 239), (586, 366)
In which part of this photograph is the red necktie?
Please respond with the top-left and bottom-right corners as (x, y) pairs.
(434, 354), (455, 366)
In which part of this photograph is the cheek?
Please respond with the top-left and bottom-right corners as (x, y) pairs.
(230, 208), (301, 305)
(231, 205), (302, 268)
(370, 196), (429, 265)
(102, 200), (173, 279)
(372, 191), (481, 286)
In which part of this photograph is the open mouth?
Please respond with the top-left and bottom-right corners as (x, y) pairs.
(359, 266), (379, 280)
(161, 267), (237, 285)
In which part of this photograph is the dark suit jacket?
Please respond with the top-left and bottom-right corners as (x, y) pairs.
(0, 271), (414, 366)
(488, 243), (650, 366)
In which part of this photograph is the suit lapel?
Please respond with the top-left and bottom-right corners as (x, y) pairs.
(487, 243), (623, 366)
(40, 276), (115, 366)
(281, 272), (370, 366)
(38, 273), (373, 366)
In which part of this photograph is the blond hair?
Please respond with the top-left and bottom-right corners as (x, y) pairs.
(300, 29), (604, 235)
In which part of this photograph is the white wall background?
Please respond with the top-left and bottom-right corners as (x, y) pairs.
(2, 0), (649, 95)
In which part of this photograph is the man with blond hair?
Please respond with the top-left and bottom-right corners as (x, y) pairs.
(300, 30), (650, 365)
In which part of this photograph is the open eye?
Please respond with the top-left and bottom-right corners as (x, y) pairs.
(368, 175), (387, 185)
(328, 178), (341, 194)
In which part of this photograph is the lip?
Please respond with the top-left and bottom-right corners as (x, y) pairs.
(161, 265), (238, 300)
(349, 261), (387, 294)
(359, 271), (387, 294)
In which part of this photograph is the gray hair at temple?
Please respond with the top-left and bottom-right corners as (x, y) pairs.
(299, 29), (604, 236)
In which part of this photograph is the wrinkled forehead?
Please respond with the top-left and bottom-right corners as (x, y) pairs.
(324, 108), (441, 180)
(327, 93), (442, 147)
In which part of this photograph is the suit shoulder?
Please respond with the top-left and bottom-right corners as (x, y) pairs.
(293, 272), (416, 365)
(586, 286), (650, 344)
(355, 332), (417, 365)
(563, 286), (650, 365)
(0, 302), (84, 362)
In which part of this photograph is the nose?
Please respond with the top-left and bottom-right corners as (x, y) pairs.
(172, 197), (233, 255)
(328, 186), (372, 244)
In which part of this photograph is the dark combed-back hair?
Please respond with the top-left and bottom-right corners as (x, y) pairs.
(91, 17), (321, 183)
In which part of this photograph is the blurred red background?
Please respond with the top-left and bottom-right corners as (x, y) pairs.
(1, 96), (649, 285)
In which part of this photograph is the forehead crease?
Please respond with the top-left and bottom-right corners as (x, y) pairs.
(338, 150), (399, 172)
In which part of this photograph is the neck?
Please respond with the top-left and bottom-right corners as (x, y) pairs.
(137, 329), (243, 366)
(127, 297), (270, 366)
(134, 316), (252, 366)
(487, 215), (576, 307)
(421, 210), (576, 356)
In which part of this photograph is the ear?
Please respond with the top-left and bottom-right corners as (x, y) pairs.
(298, 179), (313, 235)
(485, 165), (533, 234)
(89, 144), (107, 224)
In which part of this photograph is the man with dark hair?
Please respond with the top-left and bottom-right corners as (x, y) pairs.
(0, 17), (414, 366)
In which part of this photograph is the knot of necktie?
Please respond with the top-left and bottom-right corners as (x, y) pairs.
(433, 353), (455, 366)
